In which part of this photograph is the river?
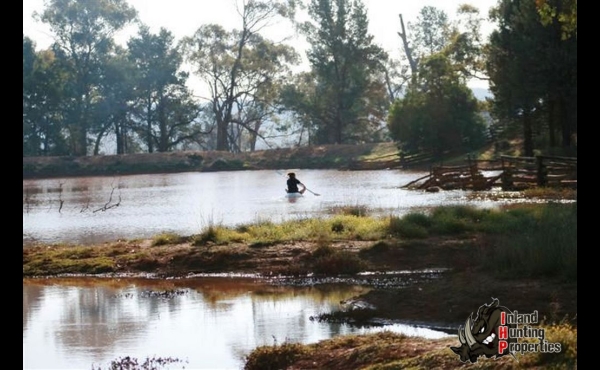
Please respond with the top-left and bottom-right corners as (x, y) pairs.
(23, 169), (506, 246)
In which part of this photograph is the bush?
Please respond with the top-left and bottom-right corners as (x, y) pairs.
(388, 216), (429, 239)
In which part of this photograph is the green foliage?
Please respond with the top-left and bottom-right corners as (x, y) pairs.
(479, 202), (577, 280)
(295, 0), (389, 145)
(429, 205), (483, 234)
(388, 216), (429, 239)
(23, 37), (70, 157)
(181, 1), (299, 152)
(127, 27), (202, 153)
(487, 0), (577, 152)
(38, 0), (137, 156)
(387, 54), (487, 156)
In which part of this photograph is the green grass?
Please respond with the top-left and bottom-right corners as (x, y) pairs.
(187, 202), (576, 281)
(478, 202), (577, 280)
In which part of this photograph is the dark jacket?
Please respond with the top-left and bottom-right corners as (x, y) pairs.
(287, 177), (301, 193)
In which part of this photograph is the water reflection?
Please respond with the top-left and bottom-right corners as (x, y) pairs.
(23, 277), (453, 370)
(23, 169), (513, 246)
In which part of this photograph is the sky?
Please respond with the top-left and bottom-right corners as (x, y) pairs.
(23, 0), (499, 92)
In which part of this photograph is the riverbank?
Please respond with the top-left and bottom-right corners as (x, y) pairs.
(23, 142), (404, 179)
(23, 201), (577, 369)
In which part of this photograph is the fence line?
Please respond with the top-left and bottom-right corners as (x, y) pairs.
(402, 155), (577, 191)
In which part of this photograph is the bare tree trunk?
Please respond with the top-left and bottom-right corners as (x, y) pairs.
(398, 14), (418, 75)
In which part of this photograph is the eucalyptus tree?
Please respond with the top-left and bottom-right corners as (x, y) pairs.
(23, 36), (69, 156)
(297, 0), (388, 145)
(182, 0), (300, 152)
(36, 0), (137, 156)
(487, 0), (577, 154)
(398, 4), (489, 87)
(397, 6), (451, 78)
(127, 27), (204, 153)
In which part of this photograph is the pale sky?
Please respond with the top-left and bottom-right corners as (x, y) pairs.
(23, 0), (498, 91)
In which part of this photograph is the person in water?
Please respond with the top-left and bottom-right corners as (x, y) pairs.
(286, 172), (306, 194)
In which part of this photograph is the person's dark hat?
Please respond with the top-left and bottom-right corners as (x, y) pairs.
(287, 172), (295, 177)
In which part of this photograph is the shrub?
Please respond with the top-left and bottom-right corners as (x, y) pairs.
(388, 216), (429, 239)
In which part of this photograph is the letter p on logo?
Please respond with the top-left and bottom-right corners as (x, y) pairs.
(498, 340), (508, 354)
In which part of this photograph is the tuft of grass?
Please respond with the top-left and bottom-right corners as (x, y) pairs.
(151, 233), (188, 246)
(244, 341), (308, 370)
(429, 206), (480, 235)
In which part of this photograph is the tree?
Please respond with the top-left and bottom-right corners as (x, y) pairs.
(487, 0), (577, 155)
(387, 54), (487, 157)
(296, 0), (388, 144)
(37, 0), (137, 156)
(183, 0), (299, 152)
(91, 46), (137, 155)
(23, 36), (69, 156)
(398, 4), (489, 87)
(398, 6), (451, 79)
(128, 27), (203, 153)
(536, 0), (577, 40)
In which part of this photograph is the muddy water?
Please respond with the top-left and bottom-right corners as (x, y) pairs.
(23, 276), (453, 370)
(23, 169), (509, 246)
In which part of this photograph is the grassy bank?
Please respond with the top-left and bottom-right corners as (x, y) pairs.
(23, 202), (577, 281)
(192, 202), (577, 280)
